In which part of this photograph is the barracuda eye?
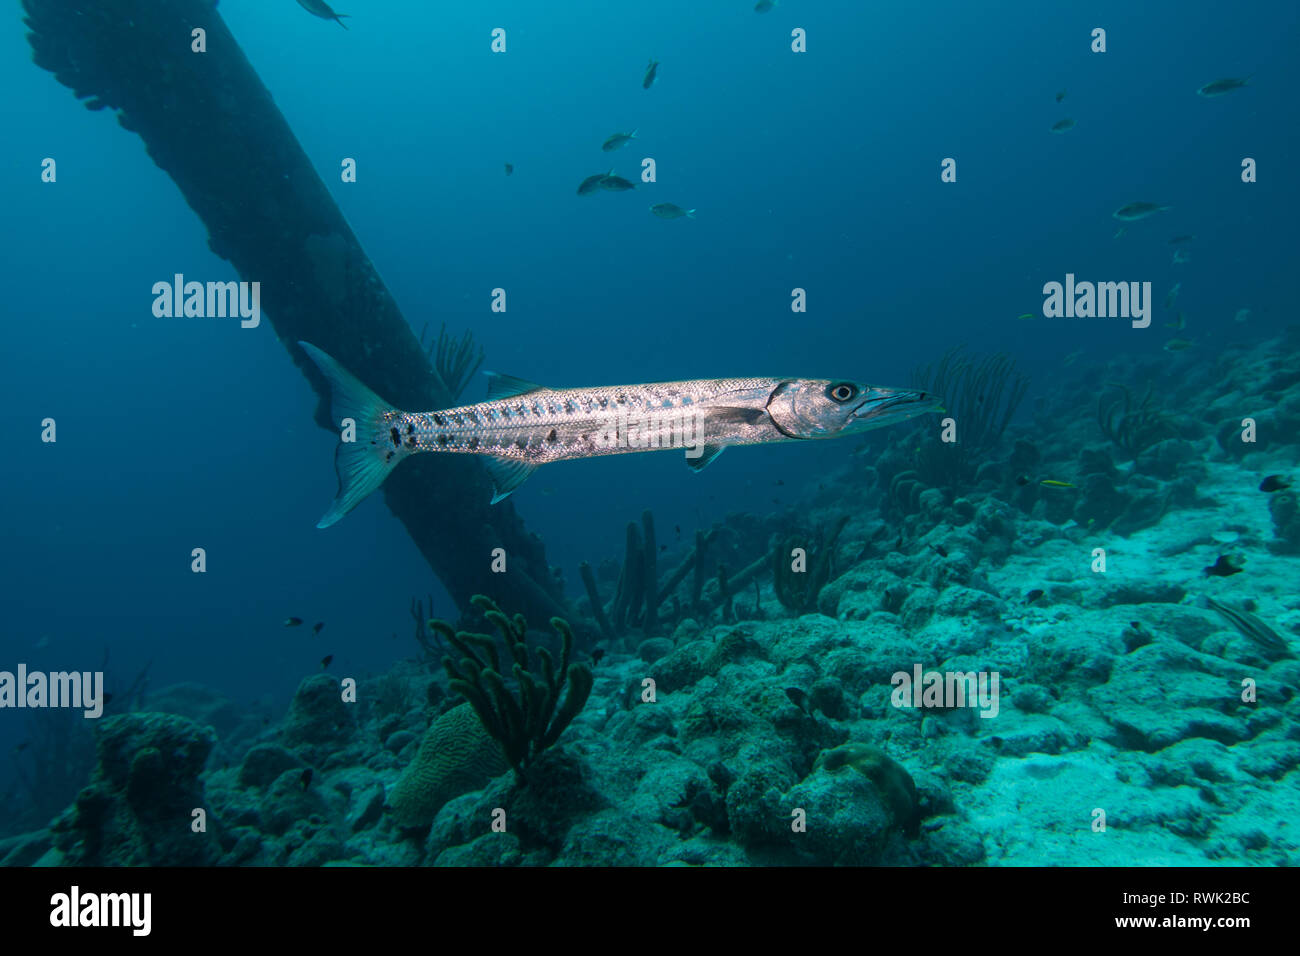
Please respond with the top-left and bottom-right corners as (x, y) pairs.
(827, 383), (857, 404)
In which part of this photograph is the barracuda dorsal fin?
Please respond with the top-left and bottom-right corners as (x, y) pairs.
(685, 444), (726, 471)
(484, 456), (538, 503)
(484, 372), (545, 401)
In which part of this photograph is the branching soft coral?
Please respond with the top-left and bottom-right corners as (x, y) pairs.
(440, 595), (594, 781)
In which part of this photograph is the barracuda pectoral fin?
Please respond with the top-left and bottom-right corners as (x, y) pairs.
(685, 444), (726, 471)
(484, 456), (539, 503)
(484, 372), (545, 401)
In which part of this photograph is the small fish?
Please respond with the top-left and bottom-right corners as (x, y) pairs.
(591, 649), (606, 666)
(659, 544), (667, 552)
(14, 741), (29, 753)
(1016, 312), (1035, 321)
(774, 479), (784, 486)
(1197, 76), (1250, 98)
(1113, 226), (1127, 239)
(1172, 249), (1190, 264)
(1260, 475), (1291, 493)
(755, 0), (778, 12)
(1164, 282), (1181, 309)
(1204, 555), (1243, 577)
(284, 617), (303, 627)
(930, 544), (948, 558)
(600, 174), (637, 192)
(650, 202), (695, 219)
(300, 768), (313, 790)
(602, 130), (638, 152)
(1025, 589), (1045, 604)
(320, 655), (334, 669)
(1168, 234), (1195, 244)
(784, 687), (810, 714)
(504, 163), (513, 176)
(1113, 202), (1170, 222)
(1055, 89), (1066, 103)
(296, 0), (349, 29)
(1164, 311), (1186, 331)
(1049, 118), (1075, 133)
(1040, 479), (1076, 489)
(1164, 338), (1193, 352)
(297, 343), (941, 523)
(1016, 474), (1030, 486)
(643, 59), (659, 89)
(312, 622), (325, 635)
(1234, 308), (1251, 324)
(577, 170), (611, 196)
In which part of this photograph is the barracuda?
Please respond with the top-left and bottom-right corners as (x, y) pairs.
(299, 341), (941, 528)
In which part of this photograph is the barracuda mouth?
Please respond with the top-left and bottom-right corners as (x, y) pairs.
(850, 389), (942, 425)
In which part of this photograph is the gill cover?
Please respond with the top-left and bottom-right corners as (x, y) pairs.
(765, 380), (862, 439)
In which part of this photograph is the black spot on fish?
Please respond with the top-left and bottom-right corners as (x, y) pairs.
(515, 439), (527, 450)
(312, 622), (324, 635)
(385, 451), (394, 462)
(390, 427), (400, 447)
(468, 437), (480, 450)
(546, 429), (558, 443)
(599, 398), (608, 408)
(1260, 475), (1291, 493)
(320, 655), (333, 669)
(406, 424), (414, 435)
(300, 768), (313, 790)
(434, 415), (446, 427)
(437, 434), (449, 447)
(1204, 555), (1243, 577)
(1025, 588), (1045, 604)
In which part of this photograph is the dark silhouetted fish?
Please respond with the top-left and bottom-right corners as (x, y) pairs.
(1050, 118), (1075, 133)
(650, 202), (695, 219)
(1197, 76), (1250, 97)
(602, 130), (638, 152)
(320, 655), (333, 669)
(284, 617), (303, 627)
(1113, 202), (1170, 221)
(1259, 475), (1291, 493)
(1204, 555), (1243, 577)
(643, 59), (659, 89)
(296, 0), (349, 29)
(312, 622), (325, 635)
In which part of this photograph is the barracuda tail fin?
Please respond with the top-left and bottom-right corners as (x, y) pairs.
(299, 342), (405, 529)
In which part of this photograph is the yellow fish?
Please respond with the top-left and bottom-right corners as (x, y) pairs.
(1040, 479), (1076, 488)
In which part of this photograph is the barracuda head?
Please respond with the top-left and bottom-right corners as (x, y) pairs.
(766, 380), (942, 439)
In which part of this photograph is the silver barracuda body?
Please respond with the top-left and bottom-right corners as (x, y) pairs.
(299, 341), (941, 528)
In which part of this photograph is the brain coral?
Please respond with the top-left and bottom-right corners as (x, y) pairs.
(389, 704), (509, 828)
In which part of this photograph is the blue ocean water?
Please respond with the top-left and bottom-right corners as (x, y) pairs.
(1, 0), (1297, 865)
